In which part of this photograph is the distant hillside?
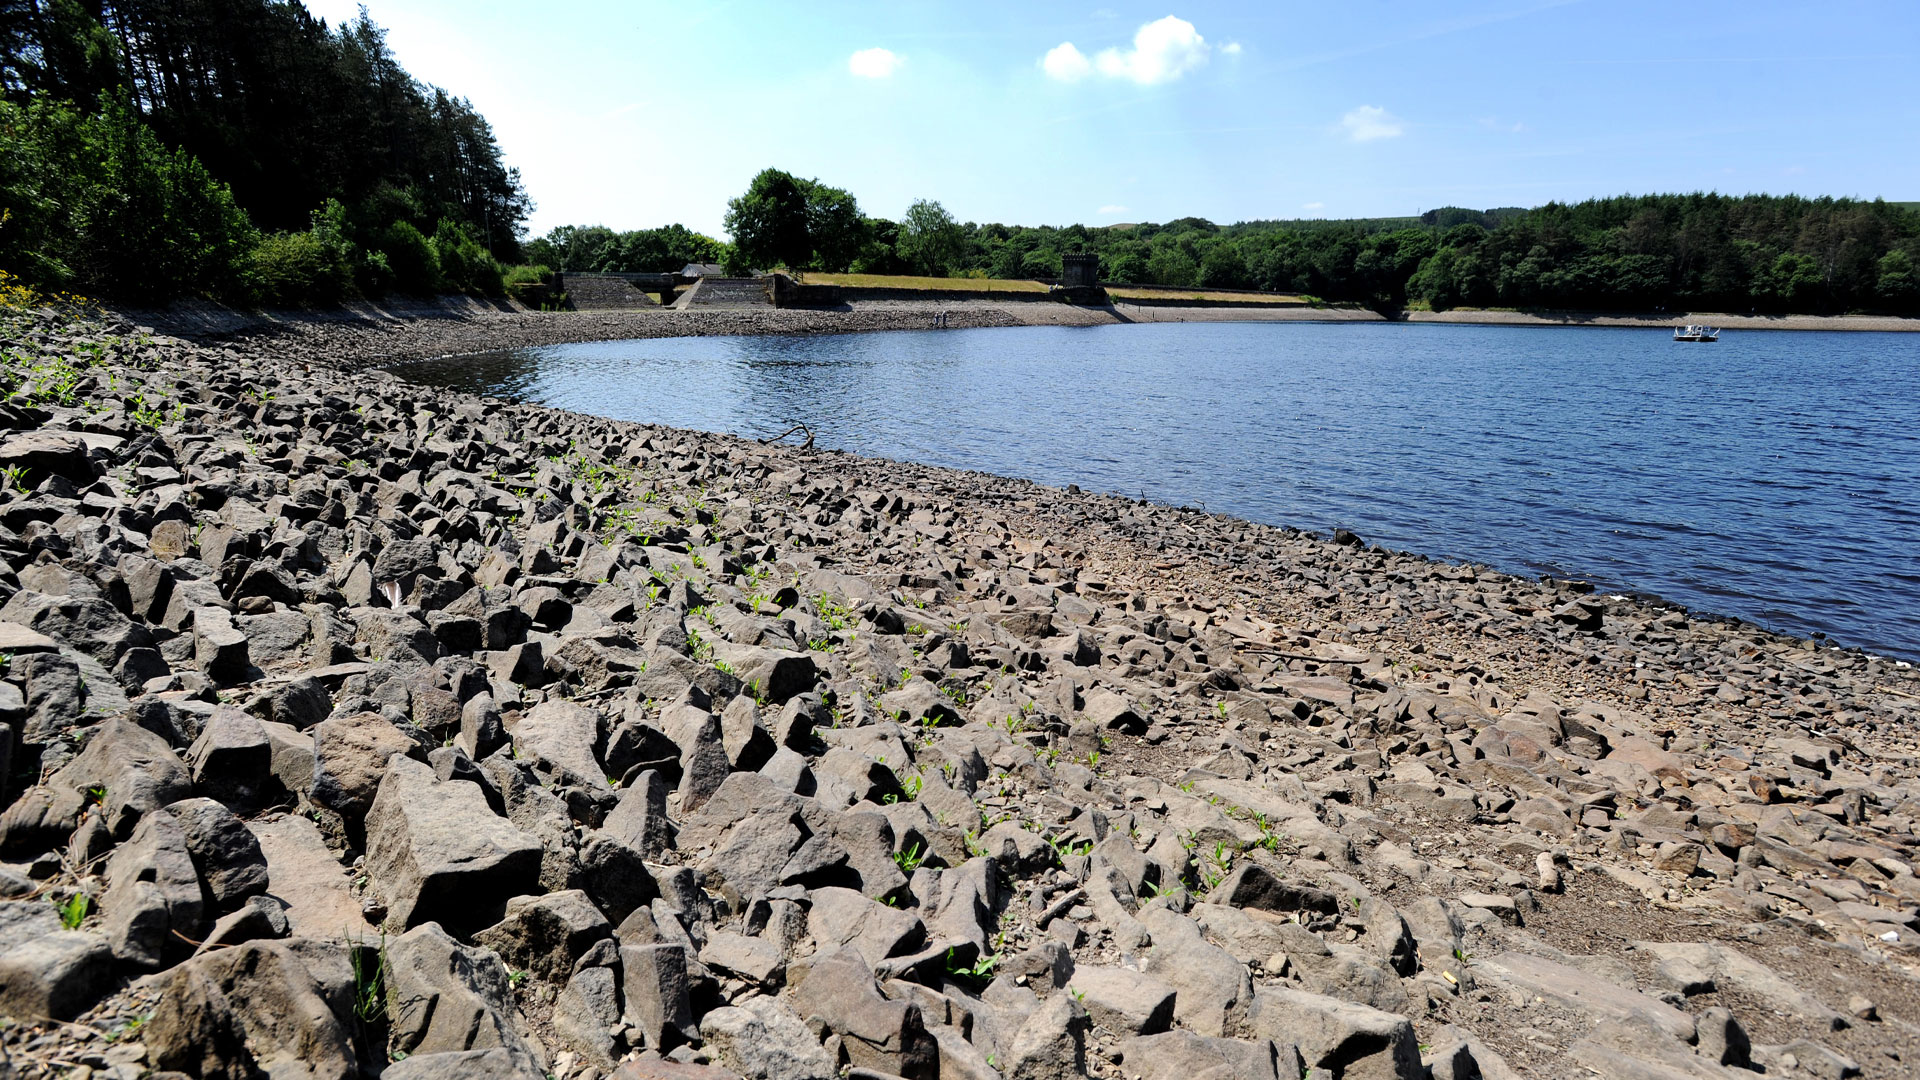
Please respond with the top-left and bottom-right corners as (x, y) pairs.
(549, 189), (1920, 320)
(1420, 206), (1531, 229)
(1227, 215), (1422, 235)
(947, 194), (1920, 317)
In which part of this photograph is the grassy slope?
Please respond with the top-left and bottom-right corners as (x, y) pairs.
(1106, 286), (1305, 304)
(808, 273), (1307, 305)
(805, 273), (1049, 292)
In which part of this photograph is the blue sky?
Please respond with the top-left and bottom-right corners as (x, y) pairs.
(299, 1), (1918, 239)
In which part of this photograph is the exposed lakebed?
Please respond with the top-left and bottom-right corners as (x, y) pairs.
(395, 322), (1920, 658)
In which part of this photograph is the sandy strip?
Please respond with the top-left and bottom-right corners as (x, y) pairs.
(1401, 308), (1920, 332)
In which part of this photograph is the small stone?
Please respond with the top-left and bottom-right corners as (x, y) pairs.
(1455, 891), (1520, 924)
(1657, 956), (1714, 996)
(1652, 841), (1701, 876)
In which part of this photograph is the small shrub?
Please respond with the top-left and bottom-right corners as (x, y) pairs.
(504, 263), (549, 288)
(380, 221), (440, 295)
(250, 230), (350, 307)
(433, 218), (504, 296)
(892, 842), (926, 873)
(57, 891), (90, 929)
(355, 248), (395, 297)
(350, 933), (390, 1022)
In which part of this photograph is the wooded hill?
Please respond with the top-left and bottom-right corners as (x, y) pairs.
(957, 195), (1920, 315)
(0, 0), (529, 303)
(548, 174), (1920, 317)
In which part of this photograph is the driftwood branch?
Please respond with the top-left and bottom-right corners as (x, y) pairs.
(761, 421), (815, 449)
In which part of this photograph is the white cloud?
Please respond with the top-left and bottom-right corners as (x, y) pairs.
(1302, 201), (1325, 211)
(1094, 16), (1210, 85)
(1097, 204), (1129, 215)
(849, 48), (903, 78)
(1221, 41), (1242, 55)
(1045, 15), (1210, 86)
(1340, 105), (1404, 142)
(1042, 42), (1093, 81)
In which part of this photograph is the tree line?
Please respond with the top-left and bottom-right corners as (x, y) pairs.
(0, 0), (530, 304)
(978, 194), (1920, 314)
(545, 170), (1919, 316)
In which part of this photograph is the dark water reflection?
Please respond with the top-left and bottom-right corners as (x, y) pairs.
(393, 322), (1920, 659)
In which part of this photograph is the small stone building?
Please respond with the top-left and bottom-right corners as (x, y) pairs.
(1062, 253), (1100, 289)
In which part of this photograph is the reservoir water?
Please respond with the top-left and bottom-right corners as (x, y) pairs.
(394, 322), (1920, 659)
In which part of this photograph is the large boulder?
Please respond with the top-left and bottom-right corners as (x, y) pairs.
(603, 769), (673, 858)
(0, 430), (97, 488)
(186, 706), (275, 812)
(700, 996), (838, 1080)
(473, 889), (612, 984)
(353, 608), (444, 667)
(621, 943), (699, 1052)
(101, 807), (206, 969)
(1119, 1030), (1298, 1080)
(167, 796), (270, 912)
(364, 757), (542, 935)
(1001, 992), (1091, 1080)
(1246, 986), (1422, 1080)
(145, 938), (362, 1080)
(50, 717), (190, 839)
(710, 641), (818, 704)
(781, 808), (908, 901)
(1140, 907), (1253, 1038)
(310, 710), (418, 821)
(790, 947), (937, 1078)
(510, 699), (608, 791)
(673, 708), (731, 813)
(700, 809), (803, 907)
(0, 591), (149, 666)
(15, 649), (83, 744)
(0, 901), (114, 1021)
(193, 607), (254, 686)
(806, 886), (926, 970)
(698, 931), (785, 987)
(0, 784), (86, 857)
(1065, 965), (1177, 1035)
(246, 814), (372, 941)
(554, 958), (625, 1069)
(381, 1048), (539, 1080)
(1206, 862), (1339, 917)
(386, 921), (546, 1075)
(576, 831), (659, 925)
(1476, 952), (1695, 1042)
(1081, 687), (1146, 735)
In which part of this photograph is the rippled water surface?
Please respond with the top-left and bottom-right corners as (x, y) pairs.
(394, 322), (1920, 658)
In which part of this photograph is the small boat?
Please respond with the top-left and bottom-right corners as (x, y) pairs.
(1673, 325), (1719, 342)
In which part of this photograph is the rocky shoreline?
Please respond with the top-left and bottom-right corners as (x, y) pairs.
(2, 303), (1918, 1080)
(127, 300), (1115, 375)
